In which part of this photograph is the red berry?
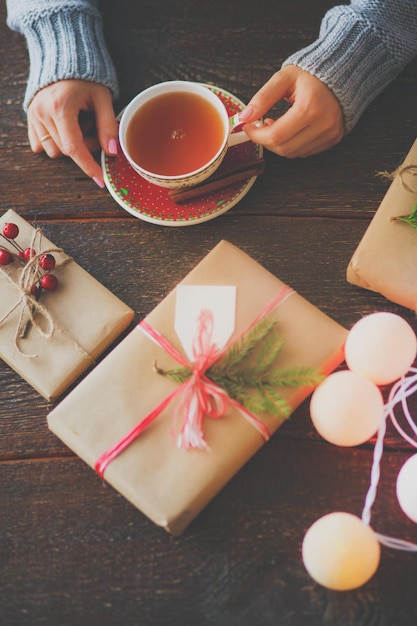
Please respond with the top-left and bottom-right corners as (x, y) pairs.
(0, 249), (13, 265)
(40, 253), (56, 270)
(40, 273), (58, 291)
(2, 223), (19, 239)
(23, 247), (36, 260)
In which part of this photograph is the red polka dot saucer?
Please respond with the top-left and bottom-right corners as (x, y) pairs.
(101, 85), (263, 227)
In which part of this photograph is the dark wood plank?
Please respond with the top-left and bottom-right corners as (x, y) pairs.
(1, 444), (417, 626)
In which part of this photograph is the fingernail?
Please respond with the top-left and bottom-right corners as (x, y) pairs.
(108, 138), (118, 156)
(239, 106), (255, 122)
(93, 176), (105, 189)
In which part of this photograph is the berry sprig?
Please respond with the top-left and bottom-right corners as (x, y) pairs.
(0, 221), (59, 295)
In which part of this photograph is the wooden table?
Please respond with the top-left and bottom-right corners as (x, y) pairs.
(2, 1), (417, 624)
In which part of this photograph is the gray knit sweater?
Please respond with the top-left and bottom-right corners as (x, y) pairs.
(283, 0), (417, 132)
(7, 0), (417, 133)
(6, 0), (119, 110)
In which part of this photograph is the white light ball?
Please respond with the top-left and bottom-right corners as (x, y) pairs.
(310, 370), (384, 446)
(302, 512), (380, 590)
(396, 453), (417, 524)
(345, 312), (417, 385)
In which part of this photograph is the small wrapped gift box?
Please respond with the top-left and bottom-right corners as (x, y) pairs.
(48, 240), (347, 534)
(0, 209), (134, 401)
(347, 139), (417, 310)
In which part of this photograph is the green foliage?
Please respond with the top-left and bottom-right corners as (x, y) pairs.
(157, 317), (324, 420)
(394, 203), (417, 230)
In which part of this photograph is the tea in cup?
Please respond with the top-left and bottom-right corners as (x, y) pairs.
(118, 81), (251, 189)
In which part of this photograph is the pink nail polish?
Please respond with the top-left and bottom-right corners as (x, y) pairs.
(93, 176), (105, 189)
(239, 106), (255, 122)
(108, 138), (118, 156)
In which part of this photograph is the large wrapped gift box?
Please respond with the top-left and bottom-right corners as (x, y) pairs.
(48, 240), (347, 534)
(347, 139), (417, 310)
(0, 209), (134, 401)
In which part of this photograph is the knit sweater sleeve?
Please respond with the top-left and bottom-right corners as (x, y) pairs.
(282, 0), (417, 133)
(6, 0), (119, 111)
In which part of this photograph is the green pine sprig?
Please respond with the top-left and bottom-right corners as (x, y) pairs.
(391, 202), (417, 230)
(156, 317), (324, 420)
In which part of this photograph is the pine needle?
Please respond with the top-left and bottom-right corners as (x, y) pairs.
(392, 202), (417, 229)
(156, 318), (323, 420)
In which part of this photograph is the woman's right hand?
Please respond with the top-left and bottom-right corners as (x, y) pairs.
(27, 79), (119, 187)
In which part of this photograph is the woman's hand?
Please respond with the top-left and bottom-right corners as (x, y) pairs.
(27, 79), (118, 186)
(240, 65), (344, 158)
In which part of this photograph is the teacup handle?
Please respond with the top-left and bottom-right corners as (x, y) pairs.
(227, 112), (262, 147)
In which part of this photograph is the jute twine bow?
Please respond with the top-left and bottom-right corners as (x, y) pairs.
(379, 163), (417, 193)
(0, 227), (92, 361)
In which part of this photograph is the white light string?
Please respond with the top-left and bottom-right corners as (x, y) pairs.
(362, 366), (417, 551)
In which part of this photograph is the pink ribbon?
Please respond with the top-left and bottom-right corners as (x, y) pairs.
(95, 285), (293, 478)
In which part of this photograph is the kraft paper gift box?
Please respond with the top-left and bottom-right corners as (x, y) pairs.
(48, 240), (347, 535)
(347, 139), (417, 310)
(0, 209), (134, 401)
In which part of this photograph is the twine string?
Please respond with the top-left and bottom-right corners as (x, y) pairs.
(0, 227), (93, 362)
(173, 308), (230, 450)
(396, 164), (417, 193)
(379, 163), (417, 194)
(0, 236), (66, 355)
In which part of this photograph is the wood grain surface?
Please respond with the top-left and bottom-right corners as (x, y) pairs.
(1, 1), (417, 624)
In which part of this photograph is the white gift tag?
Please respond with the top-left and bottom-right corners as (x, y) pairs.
(175, 285), (236, 362)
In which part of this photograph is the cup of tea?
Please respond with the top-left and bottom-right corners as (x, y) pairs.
(118, 81), (252, 189)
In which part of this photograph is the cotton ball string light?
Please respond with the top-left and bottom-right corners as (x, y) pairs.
(302, 512), (380, 590)
(396, 453), (417, 524)
(303, 315), (417, 591)
(345, 312), (417, 385)
(310, 370), (384, 446)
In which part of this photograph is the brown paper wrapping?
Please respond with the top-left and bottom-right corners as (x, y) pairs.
(0, 209), (134, 401)
(48, 240), (347, 534)
(347, 139), (417, 310)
